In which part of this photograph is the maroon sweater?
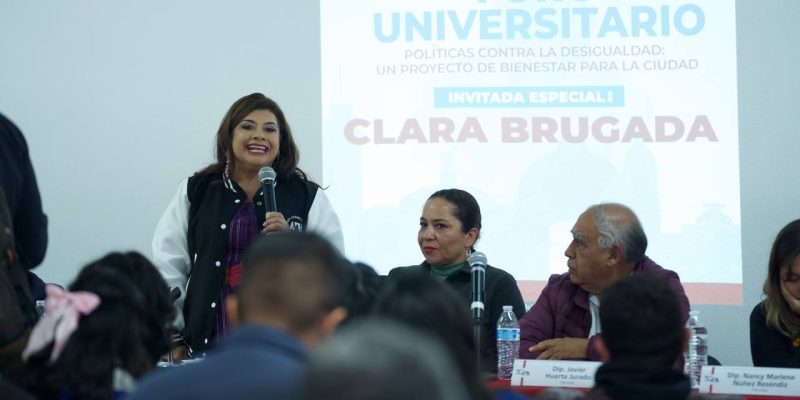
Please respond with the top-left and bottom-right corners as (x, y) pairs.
(519, 256), (690, 361)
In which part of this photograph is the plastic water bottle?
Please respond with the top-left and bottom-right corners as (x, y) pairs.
(496, 305), (520, 380)
(683, 310), (708, 388)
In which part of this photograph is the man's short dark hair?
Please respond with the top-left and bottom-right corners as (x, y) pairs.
(339, 262), (381, 326)
(600, 275), (684, 367)
(238, 232), (348, 333)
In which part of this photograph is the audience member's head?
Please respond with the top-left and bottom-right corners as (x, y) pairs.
(596, 275), (686, 368)
(762, 218), (800, 337)
(339, 262), (380, 326)
(301, 318), (468, 400)
(22, 251), (173, 399)
(228, 232), (349, 347)
(373, 273), (492, 400)
(80, 252), (175, 364)
(565, 203), (648, 294)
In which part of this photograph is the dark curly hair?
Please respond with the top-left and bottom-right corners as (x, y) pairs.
(23, 252), (174, 399)
(339, 262), (381, 326)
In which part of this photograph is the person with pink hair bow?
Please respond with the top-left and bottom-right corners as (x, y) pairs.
(22, 284), (101, 364)
(19, 251), (174, 400)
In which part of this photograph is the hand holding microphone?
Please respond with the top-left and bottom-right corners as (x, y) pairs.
(258, 166), (289, 234)
(262, 212), (289, 234)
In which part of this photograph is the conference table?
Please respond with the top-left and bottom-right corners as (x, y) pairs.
(485, 379), (796, 399)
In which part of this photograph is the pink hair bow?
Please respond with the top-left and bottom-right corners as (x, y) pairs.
(22, 284), (101, 364)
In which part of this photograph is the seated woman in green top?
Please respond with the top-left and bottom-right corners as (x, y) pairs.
(386, 188), (526, 373)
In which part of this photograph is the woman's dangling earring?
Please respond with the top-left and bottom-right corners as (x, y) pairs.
(224, 153), (231, 179)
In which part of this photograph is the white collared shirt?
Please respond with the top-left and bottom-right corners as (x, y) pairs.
(588, 294), (602, 336)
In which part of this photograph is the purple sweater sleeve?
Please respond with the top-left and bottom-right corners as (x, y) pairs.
(519, 275), (558, 359)
(664, 269), (690, 323)
(519, 274), (616, 361)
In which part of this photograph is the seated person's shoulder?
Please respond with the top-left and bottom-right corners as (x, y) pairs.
(546, 271), (572, 286)
(386, 265), (425, 280)
(535, 272), (580, 300)
(750, 301), (767, 322)
(485, 264), (517, 280)
(640, 256), (680, 277)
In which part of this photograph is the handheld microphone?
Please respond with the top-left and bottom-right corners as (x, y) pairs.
(257, 166), (278, 213)
(469, 251), (487, 323)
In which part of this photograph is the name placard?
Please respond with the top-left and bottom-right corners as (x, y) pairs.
(511, 359), (601, 388)
(699, 366), (800, 397)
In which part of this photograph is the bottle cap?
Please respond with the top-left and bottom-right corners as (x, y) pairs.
(503, 305), (513, 311)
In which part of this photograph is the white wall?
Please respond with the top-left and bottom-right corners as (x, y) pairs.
(0, 0), (797, 368)
(0, 0), (323, 282)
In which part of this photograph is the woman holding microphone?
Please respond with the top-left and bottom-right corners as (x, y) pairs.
(152, 93), (343, 359)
